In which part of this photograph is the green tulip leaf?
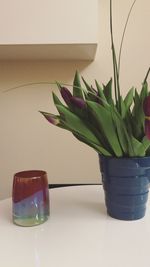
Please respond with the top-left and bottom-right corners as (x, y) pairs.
(103, 78), (114, 105)
(120, 96), (126, 118)
(56, 104), (100, 146)
(87, 101), (123, 157)
(130, 136), (148, 157)
(111, 109), (129, 155)
(82, 77), (95, 94)
(73, 71), (84, 99)
(140, 82), (148, 102)
(95, 80), (107, 102)
(124, 87), (134, 111)
(73, 133), (112, 156)
(52, 92), (65, 106)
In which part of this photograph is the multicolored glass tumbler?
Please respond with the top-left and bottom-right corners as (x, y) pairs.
(12, 170), (50, 226)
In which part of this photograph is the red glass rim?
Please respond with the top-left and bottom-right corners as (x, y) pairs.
(14, 170), (47, 179)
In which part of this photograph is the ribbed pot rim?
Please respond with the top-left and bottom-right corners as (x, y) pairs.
(99, 155), (150, 160)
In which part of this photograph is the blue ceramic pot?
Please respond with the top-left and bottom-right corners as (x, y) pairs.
(99, 156), (150, 220)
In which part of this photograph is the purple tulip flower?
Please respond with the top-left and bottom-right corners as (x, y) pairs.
(71, 96), (86, 109)
(60, 87), (72, 105)
(145, 120), (150, 140)
(143, 95), (150, 116)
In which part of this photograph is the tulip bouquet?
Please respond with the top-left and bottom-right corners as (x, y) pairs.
(41, 0), (150, 158)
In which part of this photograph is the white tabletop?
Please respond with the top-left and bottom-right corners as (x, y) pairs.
(1, 185), (150, 267)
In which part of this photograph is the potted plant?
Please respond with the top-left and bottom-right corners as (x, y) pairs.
(40, 0), (150, 220)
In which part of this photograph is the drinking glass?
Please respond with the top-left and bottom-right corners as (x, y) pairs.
(12, 170), (50, 226)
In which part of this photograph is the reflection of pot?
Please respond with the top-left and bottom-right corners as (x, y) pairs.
(99, 156), (150, 220)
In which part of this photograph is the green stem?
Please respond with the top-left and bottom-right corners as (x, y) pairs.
(3, 81), (56, 92)
(118, 0), (137, 73)
(110, 0), (122, 112)
(114, 51), (121, 113)
(143, 67), (150, 84)
(110, 0), (118, 106)
(3, 81), (85, 93)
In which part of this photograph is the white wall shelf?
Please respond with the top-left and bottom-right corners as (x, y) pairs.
(0, 0), (98, 60)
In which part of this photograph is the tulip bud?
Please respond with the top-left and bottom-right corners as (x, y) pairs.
(145, 119), (150, 140)
(71, 96), (86, 109)
(143, 95), (150, 116)
(60, 87), (72, 106)
(40, 112), (59, 125)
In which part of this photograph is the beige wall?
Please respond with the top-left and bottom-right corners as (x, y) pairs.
(0, 0), (150, 199)
(0, 0), (98, 44)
